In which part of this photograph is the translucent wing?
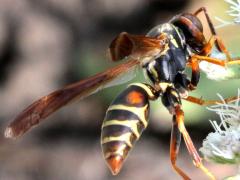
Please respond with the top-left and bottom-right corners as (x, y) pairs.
(108, 32), (167, 62)
(5, 31), (167, 139)
(5, 59), (139, 138)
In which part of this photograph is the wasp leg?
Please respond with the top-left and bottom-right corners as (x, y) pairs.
(186, 56), (200, 91)
(201, 35), (231, 61)
(170, 115), (190, 180)
(196, 36), (240, 65)
(161, 86), (181, 114)
(189, 55), (226, 66)
(194, 7), (216, 36)
(161, 88), (215, 179)
(189, 54), (240, 67)
(183, 95), (239, 106)
(174, 73), (190, 98)
(194, 7), (226, 54)
(194, 7), (234, 61)
(161, 86), (189, 178)
(175, 106), (216, 180)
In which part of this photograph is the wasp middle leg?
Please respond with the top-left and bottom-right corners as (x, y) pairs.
(183, 95), (240, 106)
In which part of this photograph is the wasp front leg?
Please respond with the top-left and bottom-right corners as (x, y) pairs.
(101, 83), (158, 175)
(194, 7), (231, 60)
(185, 33), (240, 68)
(201, 35), (231, 60)
(192, 35), (240, 67)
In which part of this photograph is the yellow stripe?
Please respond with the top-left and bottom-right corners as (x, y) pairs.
(170, 90), (179, 98)
(102, 119), (141, 139)
(129, 83), (156, 99)
(171, 38), (179, 48)
(172, 25), (185, 47)
(107, 104), (148, 128)
(101, 132), (133, 148)
(158, 82), (173, 93)
(160, 44), (169, 55)
(170, 34), (179, 48)
(104, 143), (127, 159)
(148, 61), (158, 80)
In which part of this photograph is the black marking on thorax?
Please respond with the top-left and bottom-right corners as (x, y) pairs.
(145, 23), (190, 83)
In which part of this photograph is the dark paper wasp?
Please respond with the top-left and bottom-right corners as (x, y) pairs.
(4, 7), (240, 180)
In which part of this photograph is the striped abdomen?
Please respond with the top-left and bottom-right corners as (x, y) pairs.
(101, 83), (157, 175)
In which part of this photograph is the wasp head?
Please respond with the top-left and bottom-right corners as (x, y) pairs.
(170, 13), (206, 53)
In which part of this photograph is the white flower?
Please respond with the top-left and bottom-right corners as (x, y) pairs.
(225, 0), (240, 23)
(199, 61), (231, 81)
(199, 90), (240, 165)
(199, 48), (240, 81)
(215, 0), (240, 28)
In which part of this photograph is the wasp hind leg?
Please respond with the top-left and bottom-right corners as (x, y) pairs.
(161, 87), (215, 179)
(170, 115), (190, 180)
(161, 87), (190, 179)
(175, 106), (216, 180)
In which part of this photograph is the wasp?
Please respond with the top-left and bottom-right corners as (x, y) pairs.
(4, 7), (240, 180)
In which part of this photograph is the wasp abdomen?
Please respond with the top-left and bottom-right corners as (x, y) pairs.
(101, 83), (157, 175)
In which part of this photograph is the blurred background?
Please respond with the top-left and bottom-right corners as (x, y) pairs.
(0, 0), (239, 179)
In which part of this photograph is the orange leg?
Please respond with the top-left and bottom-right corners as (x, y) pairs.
(194, 7), (217, 37)
(175, 106), (215, 180)
(200, 35), (240, 65)
(201, 35), (231, 60)
(194, 7), (228, 56)
(183, 95), (239, 106)
(189, 54), (240, 68)
(187, 36), (240, 76)
(187, 56), (200, 91)
(194, 7), (240, 65)
(186, 55), (234, 90)
(170, 115), (190, 180)
(187, 55), (226, 67)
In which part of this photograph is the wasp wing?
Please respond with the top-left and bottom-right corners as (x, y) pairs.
(108, 32), (166, 62)
(5, 32), (167, 139)
(5, 59), (139, 139)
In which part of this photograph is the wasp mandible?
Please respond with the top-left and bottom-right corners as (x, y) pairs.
(4, 7), (240, 180)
